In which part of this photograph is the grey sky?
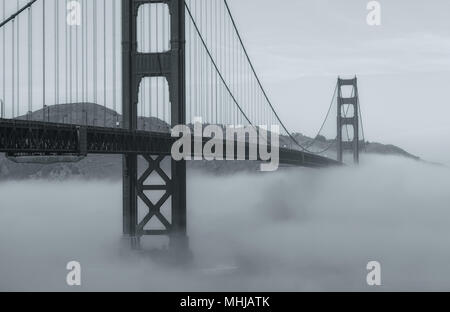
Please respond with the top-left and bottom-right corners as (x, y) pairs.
(228, 0), (450, 164)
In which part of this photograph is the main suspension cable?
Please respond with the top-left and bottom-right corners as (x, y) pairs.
(0, 0), (39, 29)
(222, 0), (335, 154)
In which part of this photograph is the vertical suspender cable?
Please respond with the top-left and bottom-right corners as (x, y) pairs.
(188, 6), (191, 124)
(204, 1), (207, 122)
(191, 4), (194, 124)
(69, 0), (73, 109)
(167, 6), (170, 121)
(42, 0), (46, 119)
(93, 0), (97, 124)
(138, 6), (141, 122)
(75, 0), (79, 110)
(219, 0), (223, 125)
(58, 0), (61, 119)
(65, 0), (68, 106)
(197, 0), (200, 120)
(55, 0), (59, 114)
(1, 0), (5, 118)
(203, 0), (206, 122)
(12, 11), (15, 118)
(148, 5), (153, 116)
(215, 0), (218, 124)
(75, 0), (79, 109)
(156, 5), (159, 119)
(238, 32), (241, 125)
(234, 22), (237, 125)
(227, 6), (230, 124)
(147, 6), (150, 120)
(239, 35), (242, 125)
(204, 0), (207, 122)
(246, 51), (250, 126)
(16, 0), (19, 117)
(143, 6), (146, 126)
(199, 0), (202, 120)
(103, 0), (106, 126)
(140, 7), (143, 125)
(227, 1), (230, 125)
(144, 6), (147, 121)
(247, 48), (250, 123)
(196, 0), (199, 119)
(81, 0), (85, 124)
(141, 5), (144, 128)
(357, 88), (366, 144)
(210, 0), (213, 123)
(230, 10), (234, 125)
(198, 0), (201, 120)
(162, 5), (167, 121)
(206, 0), (209, 123)
(193, 1), (197, 118)
(204, 2), (207, 122)
(93, 0), (97, 103)
(28, 7), (32, 120)
(112, 0), (117, 120)
(199, 1), (203, 121)
(217, 0), (220, 125)
(196, 0), (198, 120)
(86, 0), (89, 111)
(209, 0), (212, 123)
(201, 1), (208, 123)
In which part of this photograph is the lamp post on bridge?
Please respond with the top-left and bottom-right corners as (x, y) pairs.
(82, 110), (88, 126)
(43, 105), (50, 122)
(114, 112), (120, 128)
(0, 99), (4, 119)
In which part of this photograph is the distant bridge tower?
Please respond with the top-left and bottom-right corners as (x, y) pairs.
(337, 77), (360, 164)
(122, 0), (187, 251)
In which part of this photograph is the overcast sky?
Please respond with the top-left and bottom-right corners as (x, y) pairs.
(228, 0), (450, 164)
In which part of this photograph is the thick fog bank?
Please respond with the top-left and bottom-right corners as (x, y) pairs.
(0, 155), (449, 291)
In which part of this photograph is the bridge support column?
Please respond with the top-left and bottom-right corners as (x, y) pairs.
(123, 154), (139, 249)
(122, 0), (187, 253)
(337, 77), (360, 164)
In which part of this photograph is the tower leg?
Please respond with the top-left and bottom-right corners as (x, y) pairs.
(123, 154), (140, 249)
(170, 159), (188, 252)
(122, 153), (189, 255)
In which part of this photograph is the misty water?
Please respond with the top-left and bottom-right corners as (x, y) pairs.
(0, 155), (449, 291)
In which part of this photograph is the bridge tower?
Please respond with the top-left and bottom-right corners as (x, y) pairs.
(122, 0), (187, 251)
(337, 77), (360, 164)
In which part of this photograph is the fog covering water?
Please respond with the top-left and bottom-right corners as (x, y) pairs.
(0, 155), (449, 291)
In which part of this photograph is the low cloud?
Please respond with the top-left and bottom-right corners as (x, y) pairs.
(0, 155), (449, 291)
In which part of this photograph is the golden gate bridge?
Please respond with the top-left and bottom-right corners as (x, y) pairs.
(0, 0), (365, 253)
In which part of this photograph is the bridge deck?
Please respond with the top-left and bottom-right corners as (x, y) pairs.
(0, 119), (340, 168)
